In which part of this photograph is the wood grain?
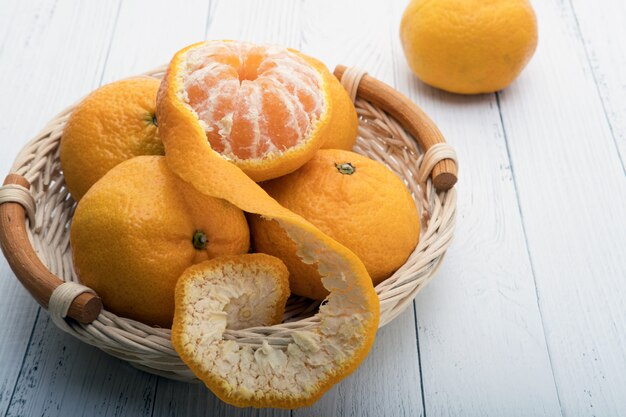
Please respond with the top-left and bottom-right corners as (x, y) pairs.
(99, 0), (212, 84)
(296, 309), (424, 417)
(152, 380), (287, 417)
(388, 0), (564, 415)
(205, 0), (300, 47)
(496, 0), (626, 415)
(4, 315), (157, 417)
(151, 5), (298, 413)
(569, 0), (626, 169)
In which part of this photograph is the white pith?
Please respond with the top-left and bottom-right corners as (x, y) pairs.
(177, 221), (373, 404)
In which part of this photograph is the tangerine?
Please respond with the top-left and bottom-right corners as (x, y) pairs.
(250, 149), (421, 300)
(61, 78), (162, 200)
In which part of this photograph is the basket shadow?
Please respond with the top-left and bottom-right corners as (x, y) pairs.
(408, 76), (497, 111)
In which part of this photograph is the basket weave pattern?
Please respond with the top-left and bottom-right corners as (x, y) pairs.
(3, 66), (456, 381)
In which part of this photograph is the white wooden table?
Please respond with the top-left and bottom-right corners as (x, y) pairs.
(1, 1), (625, 416)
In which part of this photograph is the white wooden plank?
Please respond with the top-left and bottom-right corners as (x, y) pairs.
(203, 1), (425, 415)
(0, 5), (43, 413)
(296, 0), (424, 415)
(206, 0), (300, 48)
(5, 315), (157, 417)
(176, 0), (299, 416)
(106, 1), (290, 415)
(569, 0), (626, 169)
(152, 380), (287, 417)
(152, 3), (296, 415)
(0, 264), (39, 415)
(100, 0), (210, 83)
(0, 0), (117, 166)
(296, 309), (424, 417)
(386, 0), (564, 415)
(299, 0), (396, 85)
(496, 0), (626, 415)
(154, 312), (423, 417)
(2, 0), (211, 416)
(0, 0), (21, 50)
(0, 1), (121, 415)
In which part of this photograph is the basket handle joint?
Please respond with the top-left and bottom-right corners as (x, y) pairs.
(0, 174), (36, 224)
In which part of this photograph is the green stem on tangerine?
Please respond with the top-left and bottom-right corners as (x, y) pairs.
(335, 162), (356, 175)
(145, 113), (158, 127)
(192, 230), (208, 250)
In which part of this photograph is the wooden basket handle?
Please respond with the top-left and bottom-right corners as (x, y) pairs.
(0, 174), (102, 323)
(334, 65), (458, 190)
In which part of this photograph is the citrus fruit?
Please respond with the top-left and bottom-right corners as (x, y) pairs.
(70, 156), (250, 327)
(157, 49), (379, 407)
(250, 149), (420, 300)
(60, 78), (162, 200)
(157, 40), (357, 182)
(174, 254), (290, 332)
(320, 70), (358, 151)
(400, 0), (538, 94)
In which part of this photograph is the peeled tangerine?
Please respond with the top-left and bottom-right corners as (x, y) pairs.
(159, 41), (380, 408)
(157, 40), (357, 182)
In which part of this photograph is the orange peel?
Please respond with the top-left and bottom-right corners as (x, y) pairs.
(174, 254), (290, 332)
(159, 41), (380, 409)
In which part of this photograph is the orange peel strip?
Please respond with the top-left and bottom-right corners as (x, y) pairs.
(159, 41), (379, 409)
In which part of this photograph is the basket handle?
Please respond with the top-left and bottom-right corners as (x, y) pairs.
(334, 65), (458, 191)
(0, 174), (102, 324)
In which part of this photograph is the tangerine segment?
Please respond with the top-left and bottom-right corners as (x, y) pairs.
(164, 40), (333, 182)
(159, 43), (379, 409)
(176, 254), (290, 331)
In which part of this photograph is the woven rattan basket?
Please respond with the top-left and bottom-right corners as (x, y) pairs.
(0, 65), (457, 382)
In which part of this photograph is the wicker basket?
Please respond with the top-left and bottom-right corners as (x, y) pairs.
(0, 65), (457, 382)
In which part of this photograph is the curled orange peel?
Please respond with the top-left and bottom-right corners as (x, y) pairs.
(159, 41), (379, 409)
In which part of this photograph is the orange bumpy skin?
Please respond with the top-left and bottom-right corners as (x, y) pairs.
(70, 156), (250, 327)
(250, 149), (421, 300)
(60, 78), (162, 200)
(400, 0), (538, 94)
(158, 40), (379, 408)
(308, 59), (358, 151)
